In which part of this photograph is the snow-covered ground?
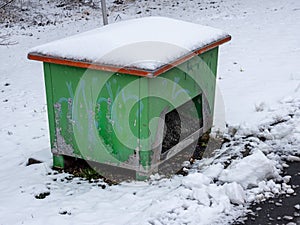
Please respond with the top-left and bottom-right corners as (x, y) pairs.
(0, 0), (299, 224)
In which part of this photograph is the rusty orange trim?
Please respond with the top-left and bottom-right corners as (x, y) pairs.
(28, 35), (231, 77)
(152, 35), (231, 77)
(28, 54), (152, 77)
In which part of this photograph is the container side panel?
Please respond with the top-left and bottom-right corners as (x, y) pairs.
(179, 47), (218, 114)
(138, 78), (151, 168)
(197, 47), (219, 114)
(143, 48), (219, 171)
(146, 67), (200, 166)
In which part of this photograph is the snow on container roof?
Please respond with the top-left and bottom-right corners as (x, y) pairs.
(28, 16), (231, 77)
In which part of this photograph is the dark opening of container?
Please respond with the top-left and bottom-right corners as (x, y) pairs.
(161, 94), (203, 155)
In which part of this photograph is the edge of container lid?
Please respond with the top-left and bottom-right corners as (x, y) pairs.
(28, 35), (231, 78)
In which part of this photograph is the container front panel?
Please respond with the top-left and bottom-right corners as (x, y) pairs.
(44, 63), (140, 166)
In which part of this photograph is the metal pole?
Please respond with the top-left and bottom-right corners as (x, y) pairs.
(101, 0), (108, 25)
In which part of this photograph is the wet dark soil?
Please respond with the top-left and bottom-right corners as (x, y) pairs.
(235, 160), (300, 225)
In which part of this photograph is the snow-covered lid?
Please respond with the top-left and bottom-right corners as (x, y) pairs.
(28, 17), (230, 77)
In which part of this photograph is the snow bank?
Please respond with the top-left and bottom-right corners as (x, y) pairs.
(219, 150), (278, 188)
(28, 16), (229, 70)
